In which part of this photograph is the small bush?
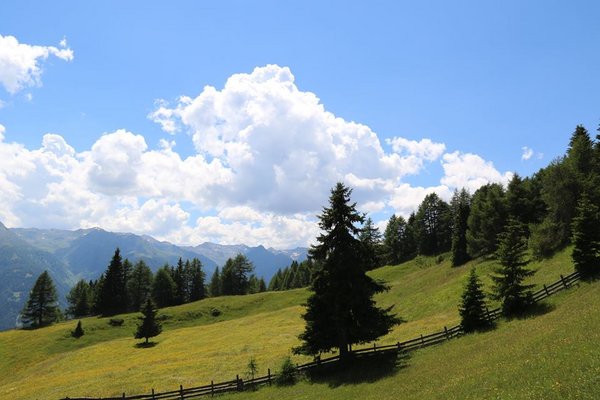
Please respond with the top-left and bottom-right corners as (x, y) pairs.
(71, 320), (84, 338)
(108, 318), (124, 327)
(275, 356), (297, 386)
(210, 308), (221, 317)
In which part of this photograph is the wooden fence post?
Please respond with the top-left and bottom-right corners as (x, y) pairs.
(151, 388), (155, 400)
(122, 393), (125, 399)
(397, 341), (401, 351)
(544, 284), (550, 296)
(211, 380), (214, 397)
(267, 368), (271, 385)
(444, 326), (449, 339)
(373, 343), (377, 353)
(179, 384), (184, 400)
(420, 334), (424, 347)
(560, 274), (568, 289)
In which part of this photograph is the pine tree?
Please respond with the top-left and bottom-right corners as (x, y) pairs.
(151, 266), (176, 308)
(173, 258), (187, 305)
(187, 258), (206, 301)
(467, 183), (507, 257)
(209, 267), (221, 297)
(221, 254), (254, 295)
(127, 260), (153, 311)
(415, 193), (452, 256)
(96, 248), (128, 315)
(451, 188), (471, 266)
(294, 183), (400, 359)
(459, 269), (490, 332)
(134, 298), (162, 344)
(22, 271), (60, 328)
(67, 279), (92, 318)
(71, 320), (84, 338)
(492, 220), (535, 316)
(359, 217), (383, 269)
(258, 277), (267, 292)
(571, 194), (600, 279)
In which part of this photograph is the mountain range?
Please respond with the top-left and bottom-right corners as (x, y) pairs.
(0, 221), (307, 331)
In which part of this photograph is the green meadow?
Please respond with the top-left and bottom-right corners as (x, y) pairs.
(1, 247), (597, 400)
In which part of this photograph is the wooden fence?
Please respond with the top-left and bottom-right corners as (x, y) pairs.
(62, 270), (581, 400)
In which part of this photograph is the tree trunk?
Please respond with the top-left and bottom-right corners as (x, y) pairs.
(338, 342), (349, 360)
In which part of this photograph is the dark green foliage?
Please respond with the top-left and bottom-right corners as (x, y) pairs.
(186, 258), (206, 301)
(209, 267), (221, 297)
(108, 318), (124, 326)
(415, 193), (452, 256)
(294, 183), (400, 359)
(71, 320), (84, 338)
(359, 217), (384, 269)
(383, 214), (418, 265)
(451, 189), (471, 267)
(221, 254), (254, 295)
(467, 183), (507, 257)
(210, 308), (221, 317)
(21, 270), (60, 328)
(172, 258), (187, 305)
(66, 279), (92, 318)
(492, 220), (535, 316)
(275, 356), (297, 386)
(259, 278), (267, 292)
(571, 194), (600, 279)
(152, 266), (176, 307)
(135, 298), (162, 344)
(529, 219), (566, 260)
(127, 260), (153, 311)
(95, 248), (128, 316)
(269, 260), (313, 291)
(459, 269), (490, 332)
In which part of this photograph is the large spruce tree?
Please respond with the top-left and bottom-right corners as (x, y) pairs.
(221, 254), (254, 295)
(152, 266), (176, 308)
(492, 219), (534, 316)
(571, 193), (600, 279)
(294, 183), (400, 359)
(96, 248), (128, 315)
(22, 271), (60, 328)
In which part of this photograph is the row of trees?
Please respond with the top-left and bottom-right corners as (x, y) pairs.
(208, 254), (266, 297)
(67, 250), (207, 317)
(367, 125), (600, 274)
(268, 260), (313, 291)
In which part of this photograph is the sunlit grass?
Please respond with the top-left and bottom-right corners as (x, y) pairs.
(0, 247), (582, 399)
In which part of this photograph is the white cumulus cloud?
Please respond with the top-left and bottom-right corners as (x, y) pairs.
(0, 34), (73, 94)
(0, 66), (516, 249)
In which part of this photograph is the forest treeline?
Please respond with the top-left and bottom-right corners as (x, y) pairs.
(65, 251), (266, 319)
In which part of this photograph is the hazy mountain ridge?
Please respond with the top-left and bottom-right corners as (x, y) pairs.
(1, 223), (307, 330)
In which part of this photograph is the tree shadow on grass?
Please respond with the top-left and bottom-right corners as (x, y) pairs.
(305, 351), (410, 388)
(510, 302), (556, 320)
(135, 341), (158, 348)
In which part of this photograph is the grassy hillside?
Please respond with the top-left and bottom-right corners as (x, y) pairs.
(0, 247), (592, 399)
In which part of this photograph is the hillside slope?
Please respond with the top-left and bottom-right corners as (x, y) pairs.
(0, 248), (593, 400)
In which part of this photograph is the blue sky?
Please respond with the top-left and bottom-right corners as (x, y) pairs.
(0, 1), (599, 248)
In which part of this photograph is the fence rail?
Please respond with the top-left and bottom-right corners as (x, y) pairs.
(62, 270), (581, 400)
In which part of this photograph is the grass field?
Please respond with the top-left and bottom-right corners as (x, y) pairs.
(0, 247), (595, 400)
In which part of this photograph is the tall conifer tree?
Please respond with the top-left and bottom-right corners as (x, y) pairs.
(571, 194), (600, 278)
(294, 183), (400, 359)
(492, 220), (534, 316)
(22, 271), (60, 328)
